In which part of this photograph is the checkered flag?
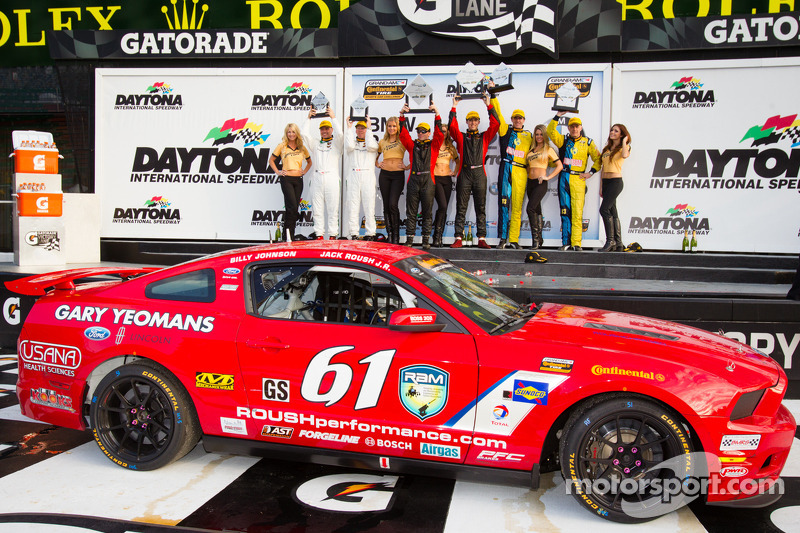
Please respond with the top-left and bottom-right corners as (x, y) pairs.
(780, 126), (800, 147)
(43, 236), (61, 251)
(236, 128), (261, 144)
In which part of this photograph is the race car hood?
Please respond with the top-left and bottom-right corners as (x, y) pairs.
(519, 302), (783, 388)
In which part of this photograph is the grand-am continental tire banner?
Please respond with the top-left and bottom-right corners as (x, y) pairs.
(96, 68), (341, 240)
(344, 64), (610, 245)
(611, 58), (800, 254)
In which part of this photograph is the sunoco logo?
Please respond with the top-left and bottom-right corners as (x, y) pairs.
(632, 76), (715, 109)
(113, 196), (181, 225)
(252, 82), (314, 111)
(115, 82), (183, 110)
(629, 203), (709, 236)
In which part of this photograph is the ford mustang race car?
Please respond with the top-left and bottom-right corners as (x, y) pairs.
(7, 241), (795, 522)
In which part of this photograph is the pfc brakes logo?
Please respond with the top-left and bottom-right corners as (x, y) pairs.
(25, 231), (60, 251)
(114, 82), (183, 110)
(3, 297), (20, 326)
(650, 113), (800, 193)
(632, 76), (715, 109)
(629, 203), (710, 237)
(294, 474), (399, 513)
(396, 0), (558, 57)
(399, 364), (449, 421)
(113, 196), (181, 225)
(252, 82), (313, 111)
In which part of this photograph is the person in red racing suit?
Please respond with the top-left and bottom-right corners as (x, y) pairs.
(448, 92), (499, 249)
(399, 102), (444, 251)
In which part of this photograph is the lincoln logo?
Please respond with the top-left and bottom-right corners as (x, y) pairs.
(19, 341), (82, 369)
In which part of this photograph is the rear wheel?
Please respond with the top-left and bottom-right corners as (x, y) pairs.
(90, 361), (200, 470)
(560, 396), (696, 523)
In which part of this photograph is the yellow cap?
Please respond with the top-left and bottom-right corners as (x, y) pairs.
(355, 121), (367, 128)
(568, 117), (582, 126)
(466, 111), (480, 120)
(319, 120), (333, 128)
(511, 109), (525, 118)
(416, 123), (431, 132)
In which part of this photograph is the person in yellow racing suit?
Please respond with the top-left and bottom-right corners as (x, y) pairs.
(547, 112), (601, 251)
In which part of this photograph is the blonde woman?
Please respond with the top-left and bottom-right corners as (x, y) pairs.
(269, 123), (312, 241)
(433, 122), (459, 247)
(376, 117), (407, 244)
(525, 125), (562, 249)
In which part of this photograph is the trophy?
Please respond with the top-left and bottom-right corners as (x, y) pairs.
(488, 63), (514, 94)
(311, 92), (330, 117)
(455, 62), (486, 99)
(403, 74), (434, 113)
(350, 96), (369, 121)
(551, 82), (581, 113)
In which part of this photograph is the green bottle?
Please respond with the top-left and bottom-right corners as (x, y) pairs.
(275, 225), (282, 242)
(681, 230), (689, 252)
(268, 229), (273, 243)
(690, 230), (697, 253)
(466, 223), (473, 246)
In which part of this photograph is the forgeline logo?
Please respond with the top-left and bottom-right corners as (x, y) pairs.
(113, 196), (182, 225)
(205, 118), (270, 148)
(252, 82), (314, 110)
(632, 76), (715, 109)
(740, 113), (800, 149)
(114, 82), (183, 109)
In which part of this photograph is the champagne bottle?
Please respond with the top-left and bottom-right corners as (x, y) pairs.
(681, 230), (689, 253)
(268, 229), (273, 243)
(690, 230), (697, 253)
(466, 224), (473, 246)
(275, 225), (282, 242)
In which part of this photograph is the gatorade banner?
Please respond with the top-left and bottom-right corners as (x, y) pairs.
(612, 58), (800, 253)
(345, 65), (611, 245)
(95, 68), (341, 240)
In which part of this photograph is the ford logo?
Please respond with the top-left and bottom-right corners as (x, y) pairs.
(223, 268), (241, 275)
(84, 327), (111, 341)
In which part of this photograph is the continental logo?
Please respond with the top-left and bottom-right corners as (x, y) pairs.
(591, 365), (665, 382)
(363, 79), (407, 100)
(196, 372), (235, 390)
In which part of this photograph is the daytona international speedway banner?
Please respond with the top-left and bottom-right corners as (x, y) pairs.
(95, 68), (341, 240)
(345, 65), (611, 245)
(611, 58), (800, 253)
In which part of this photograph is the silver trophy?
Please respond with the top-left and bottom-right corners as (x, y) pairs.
(455, 62), (486, 100)
(552, 82), (581, 113)
(488, 63), (514, 95)
(311, 92), (330, 117)
(403, 74), (434, 113)
(350, 96), (369, 121)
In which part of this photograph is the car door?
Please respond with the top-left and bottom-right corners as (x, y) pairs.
(234, 261), (479, 464)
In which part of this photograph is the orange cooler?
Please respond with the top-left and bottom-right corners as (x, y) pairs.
(14, 149), (59, 174)
(17, 192), (63, 217)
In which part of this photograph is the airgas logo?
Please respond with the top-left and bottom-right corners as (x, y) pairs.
(632, 76), (715, 109)
(114, 82), (183, 110)
(629, 203), (710, 236)
(252, 82), (314, 111)
(112, 196), (182, 225)
(399, 364), (449, 421)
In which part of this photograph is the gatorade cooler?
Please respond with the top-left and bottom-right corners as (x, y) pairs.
(11, 130), (61, 174)
(17, 192), (63, 217)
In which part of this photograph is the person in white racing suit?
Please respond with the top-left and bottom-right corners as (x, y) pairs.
(302, 106), (344, 239)
(345, 118), (379, 239)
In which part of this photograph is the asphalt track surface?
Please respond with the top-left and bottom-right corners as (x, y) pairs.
(1, 355), (799, 533)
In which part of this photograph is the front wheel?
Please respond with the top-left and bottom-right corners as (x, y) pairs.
(560, 396), (696, 523)
(90, 361), (200, 471)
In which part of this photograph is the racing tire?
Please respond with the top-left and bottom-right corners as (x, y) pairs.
(90, 361), (200, 471)
(559, 395), (696, 523)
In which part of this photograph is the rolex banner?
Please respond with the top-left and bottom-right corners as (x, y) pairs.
(611, 58), (800, 253)
(96, 68), (341, 240)
(344, 65), (611, 245)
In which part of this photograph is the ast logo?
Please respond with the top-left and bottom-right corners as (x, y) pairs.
(399, 364), (449, 421)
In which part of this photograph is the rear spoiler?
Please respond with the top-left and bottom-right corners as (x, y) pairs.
(4, 267), (160, 296)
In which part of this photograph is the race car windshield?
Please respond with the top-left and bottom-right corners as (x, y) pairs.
(394, 255), (529, 334)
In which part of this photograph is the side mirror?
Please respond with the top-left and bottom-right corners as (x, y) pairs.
(389, 308), (446, 332)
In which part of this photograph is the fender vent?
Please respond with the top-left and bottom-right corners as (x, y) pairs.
(584, 322), (679, 341)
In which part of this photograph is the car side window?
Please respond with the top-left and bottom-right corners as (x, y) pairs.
(145, 268), (215, 303)
(251, 264), (411, 326)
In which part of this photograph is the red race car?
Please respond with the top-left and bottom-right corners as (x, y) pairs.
(7, 241), (795, 522)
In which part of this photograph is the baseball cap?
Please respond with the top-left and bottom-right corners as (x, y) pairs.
(319, 120), (333, 128)
(355, 121), (367, 128)
(416, 123), (431, 132)
(466, 111), (480, 120)
(568, 117), (582, 126)
(511, 109), (525, 118)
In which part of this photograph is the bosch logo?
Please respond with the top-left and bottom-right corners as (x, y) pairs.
(84, 327), (111, 341)
(223, 268), (241, 275)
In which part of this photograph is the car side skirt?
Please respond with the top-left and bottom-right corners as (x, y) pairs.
(202, 435), (540, 489)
